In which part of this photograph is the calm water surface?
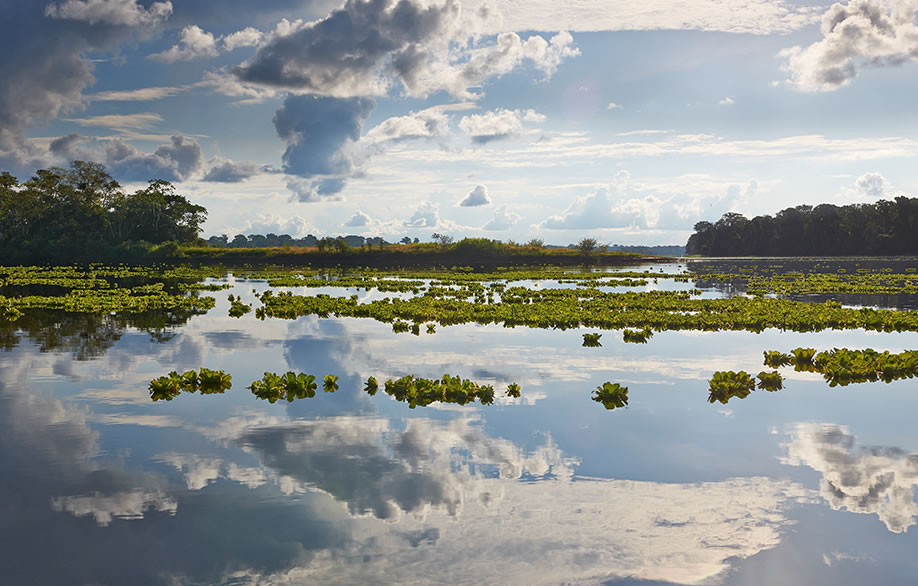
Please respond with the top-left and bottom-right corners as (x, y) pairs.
(3, 259), (918, 585)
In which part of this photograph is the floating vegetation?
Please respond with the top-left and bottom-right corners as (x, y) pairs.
(707, 371), (756, 404)
(227, 295), (252, 318)
(756, 370), (784, 391)
(622, 327), (653, 343)
(379, 374), (497, 408)
(506, 382), (521, 398)
(249, 372), (318, 403)
(149, 368), (232, 401)
(763, 351), (793, 368)
(582, 333), (602, 347)
(323, 374), (339, 392)
(592, 382), (629, 410)
(365, 376), (379, 396)
(769, 347), (918, 387)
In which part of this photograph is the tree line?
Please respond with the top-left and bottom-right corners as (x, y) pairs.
(686, 197), (918, 256)
(0, 161), (206, 262)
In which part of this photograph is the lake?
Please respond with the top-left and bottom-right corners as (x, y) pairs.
(3, 258), (918, 585)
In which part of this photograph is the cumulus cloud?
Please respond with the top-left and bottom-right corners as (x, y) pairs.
(459, 184), (491, 207)
(344, 210), (372, 227)
(274, 95), (375, 199)
(235, 212), (313, 237)
(539, 171), (756, 231)
(719, 96), (734, 105)
(148, 25), (219, 63)
(233, 0), (578, 99)
(49, 134), (204, 182)
(45, 0), (173, 27)
(459, 108), (545, 143)
(780, 0), (918, 91)
(364, 106), (452, 144)
(202, 158), (264, 182)
(856, 171), (890, 197)
(783, 423), (918, 533)
(222, 26), (264, 51)
(0, 1), (169, 174)
(483, 205), (521, 230)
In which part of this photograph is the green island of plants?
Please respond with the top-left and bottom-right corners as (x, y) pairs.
(592, 382), (629, 410)
(767, 347), (918, 387)
(149, 368), (232, 401)
(582, 333), (602, 347)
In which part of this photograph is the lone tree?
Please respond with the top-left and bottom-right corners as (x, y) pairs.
(575, 237), (606, 264)
(431, 232), (454, 245)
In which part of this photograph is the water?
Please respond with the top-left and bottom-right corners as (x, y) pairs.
(3, 260), (918, 585)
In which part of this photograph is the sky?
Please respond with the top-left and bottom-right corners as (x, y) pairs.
(3, 0), (918, 245)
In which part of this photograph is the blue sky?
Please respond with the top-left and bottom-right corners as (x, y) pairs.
(3, 0), (918, 244)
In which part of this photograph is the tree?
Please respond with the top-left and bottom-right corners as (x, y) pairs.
(431, 232), (454, 245)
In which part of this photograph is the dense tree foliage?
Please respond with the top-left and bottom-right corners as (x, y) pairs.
(686, 198), (918, 256)
(0, 162), (206, 261)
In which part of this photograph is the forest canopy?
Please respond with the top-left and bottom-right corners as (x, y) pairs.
(0, 162), (206, 262)
(686, 197), (918, 256)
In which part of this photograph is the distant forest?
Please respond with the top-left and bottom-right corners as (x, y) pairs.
(686, 197), (918, 256)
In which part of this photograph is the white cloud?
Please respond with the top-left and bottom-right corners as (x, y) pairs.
(344, 210), (372, 227)
(234, 212), (313, 237)
(459, 108), (545, 143)
(222, 27), (264, 52)
(45, 0), (173, 27)
(459, 184), (491, 207)
(490, 0), (821, 35)
(63, 112), (163, 132)
(719, 96), (734, 105)
(780, 0), (918, 91)
(539, 171), (757, 231)
(783, 423), (918, 533)
(88, 85), (189, 102)
(856, 171), (890, 198)
(607, 102), (622, 109)
(364, 106), (452, 144)
(148, 25), (219, 63)
(483, 205), (521, 230)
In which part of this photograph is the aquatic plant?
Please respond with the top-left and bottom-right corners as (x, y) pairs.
(365, 376), (379, 396)
(323, 374), (339, 392)
(707, 371), (756, 404)
(582, 333), (602, 347)
(763, 351), (793, 368)
(592, 382), (629, 410)
(506, 382), (521, 398)
(227, 295), (252, 318)
(622, 327), (653, 343)
(149, 368), (231, 400)
(756, 370), (784, 391)
(379, 374), (498, 408)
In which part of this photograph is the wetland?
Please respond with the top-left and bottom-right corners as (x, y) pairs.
(4, 257), (918, 584)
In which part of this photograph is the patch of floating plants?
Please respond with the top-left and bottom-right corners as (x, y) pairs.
(592, 382), (629, 410)
(149, 368), (232, 401)
(765, 347), (918, 387)
(582, 333), (602, 347)
(252, 286), (918, 334)
(706, 370), (784, 404)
